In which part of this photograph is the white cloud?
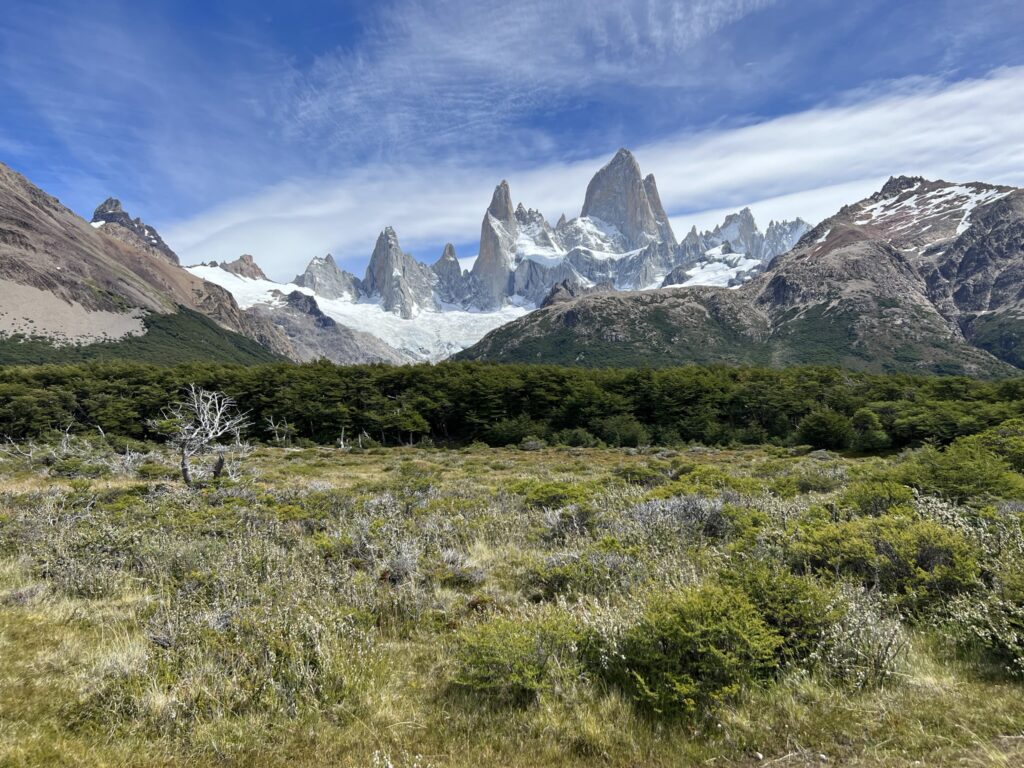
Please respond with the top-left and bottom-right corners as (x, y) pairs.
(165, 66), (1024, 281)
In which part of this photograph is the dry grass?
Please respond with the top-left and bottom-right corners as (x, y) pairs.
(0, 443), (1022, 766)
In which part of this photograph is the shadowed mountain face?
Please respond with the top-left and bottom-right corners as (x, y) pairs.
(458, 177), (1024, 378)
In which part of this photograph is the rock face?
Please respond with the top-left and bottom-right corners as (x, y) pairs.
(470, 181), (518, 310)
(294, 253), (361, 300)
(581, 149), (672, 249)
(643, 173), (676, 245)
(455, 149), (806, 308)
(220, 254), (269, 281)
(457, 176), (1024, 378)
(91, 197), (180, 265)
(432, 243), (466, 304)
(540, 279), (615, 308)
(362, 227), (438, 318)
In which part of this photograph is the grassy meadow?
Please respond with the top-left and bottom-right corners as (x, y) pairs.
(2, 435), (1024, 766)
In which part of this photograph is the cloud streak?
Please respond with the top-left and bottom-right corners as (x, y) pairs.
(164, 66), (1024, 280)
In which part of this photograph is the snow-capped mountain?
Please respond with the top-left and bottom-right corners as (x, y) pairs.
(188, 260), (528, 363)
(458, 174), (1024, 377)
(187, 148), (810, 363)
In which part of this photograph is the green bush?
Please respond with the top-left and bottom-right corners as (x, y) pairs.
(941, 558), (1024, 677)
(521, 540), (641, 600)
(942, 592), (1024, 677)
(451, 613), (582, 706)
(814, 585), (907, 689)
(789, 514), (980, 612)
(722, 563), (840, 664)
(851, 408), (891, 452)
(602, 584), (781, 719)
(899, 441), (1024, 502)
(553, 427), (601, 447)
(519, 481), (592, 510)
(958, 418), (1024, 472)
(796, 409), (854, 450)
(839, 480), (914, 517)
(594, 415), (650, 448)
(486, 415), (550, 446)
(48, 457), (109, 478)
(614, 463), (670, 488)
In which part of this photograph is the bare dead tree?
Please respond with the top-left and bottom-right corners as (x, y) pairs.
(151, 385), (251, 486)
(265, 415), (295, 446)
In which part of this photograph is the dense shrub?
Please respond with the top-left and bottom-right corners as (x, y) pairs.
(942, 592), (1024, 677)
(813, 585), (907, 689)
(451, 612), (582, 706)
(553, 427), (601, 447)
(722, 563), (840, 664)
(521, 540), (642, 600)
(899, 441), (1024, 502)
(601, 584), (781, 719)
(851, 408), (891, 452)
(958, 418), (1024, 472)
(486, 415), (549, 446)
(518, 481), (593, 510)
(839, 480), (914, 517)
(797, 409), (854, 450)
(594, 415), (651, 448)
(789, 514), (981, 612)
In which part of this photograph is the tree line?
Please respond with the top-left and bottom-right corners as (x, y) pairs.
(1, 360), (1023, 450)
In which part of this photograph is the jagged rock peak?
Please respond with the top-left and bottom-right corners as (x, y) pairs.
(219, 254), (268, 281)
(879, 175), (926, 197)
(556, 213), (567, 229)
(488, 180), (516, 225)
(89, 196), (179, 265)
(432, 243), (466, 304)
(293, 252), (361, 301)
(581, 148), (664, 248)
(642, 172), (675, 244)
(364, 227), (438, 318)
(436, 242), (458, 264)
(93, 197), (124, 218)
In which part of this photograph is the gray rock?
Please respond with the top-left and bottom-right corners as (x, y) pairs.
(250, 290), (409, 364)
(90, 197), (180, 264)
(220, 254), (269, 281)
(362, 227), (438, 318)
(581, 148), (664, 249)
(294, 253), (362, 301)
(643, 173), (676, 245)
(432, 243), (467, 304)
(469, 182), (518, 310)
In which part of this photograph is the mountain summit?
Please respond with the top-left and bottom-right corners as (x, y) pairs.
(581, 148), (674, 248)
(91, 197), (180, 265)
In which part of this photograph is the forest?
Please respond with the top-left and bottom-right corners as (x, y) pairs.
(2, 359), (1023, 450)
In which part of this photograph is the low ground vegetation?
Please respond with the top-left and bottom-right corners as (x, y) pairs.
(2, 415), (1024, 766)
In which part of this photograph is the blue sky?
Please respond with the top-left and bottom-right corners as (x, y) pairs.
(2, 0), (1023, 280)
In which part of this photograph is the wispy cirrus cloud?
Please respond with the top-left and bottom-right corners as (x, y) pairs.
(279, 0), (781, 160)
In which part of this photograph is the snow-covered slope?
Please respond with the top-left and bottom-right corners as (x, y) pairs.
(187, 265), (527, 362)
